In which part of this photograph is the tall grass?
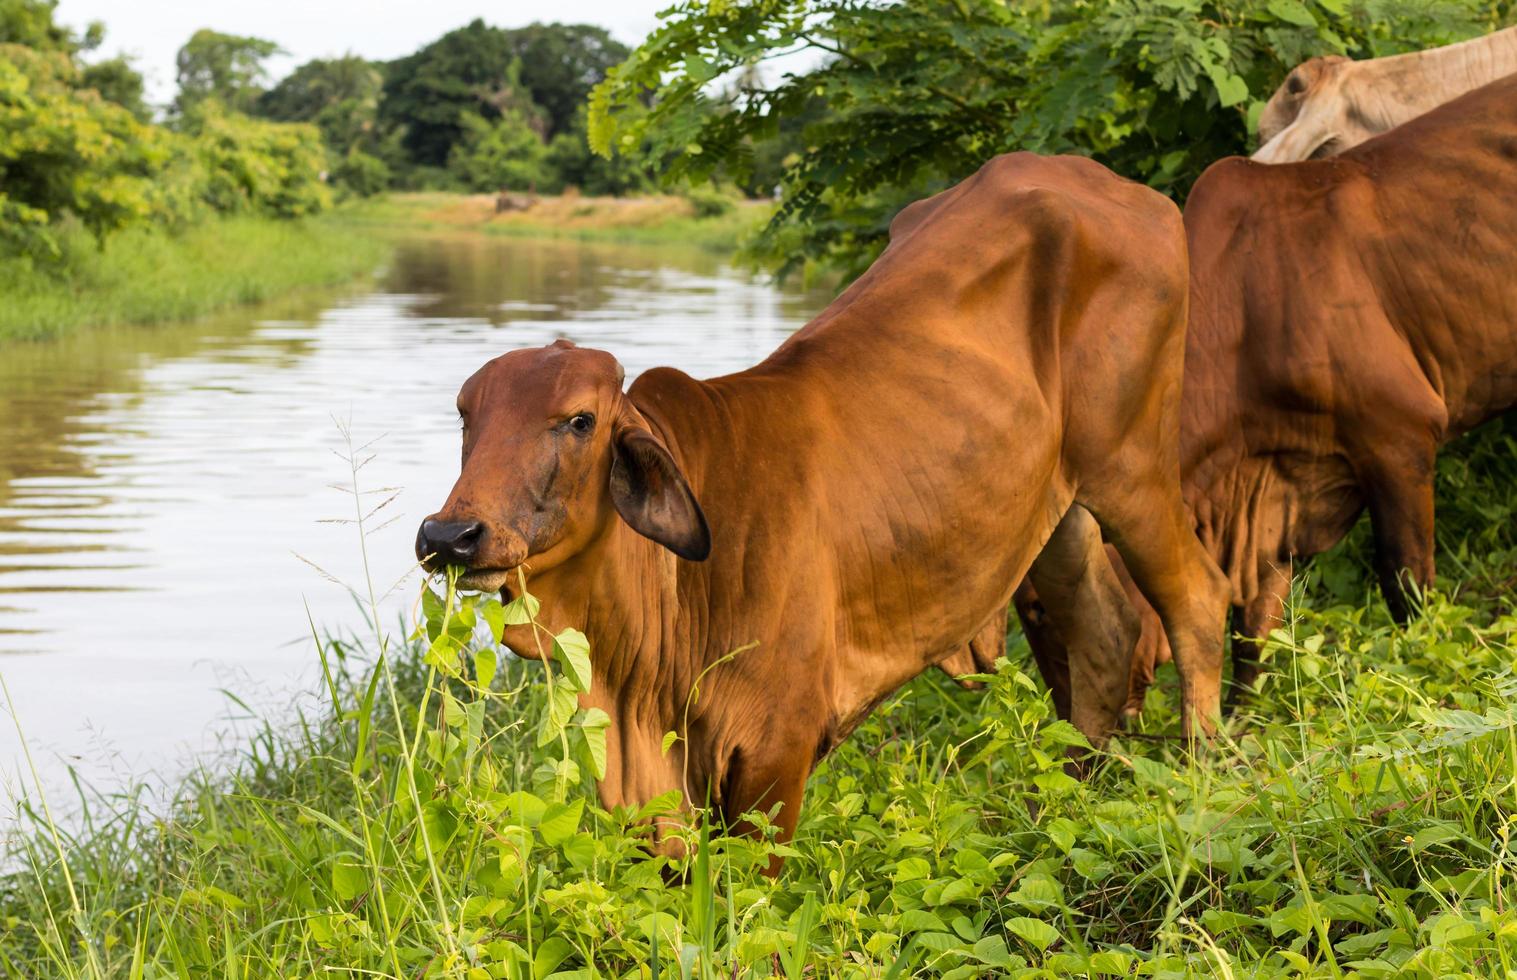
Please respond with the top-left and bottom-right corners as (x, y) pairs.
(0, 213), (390, 344)
(2, 422), (1516, 977)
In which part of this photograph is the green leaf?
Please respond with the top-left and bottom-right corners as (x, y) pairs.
(331, 861), (367, 902)
(473, 647), (498, 690)
(1013, 916), (1061, 958)
(1267, 0), (1317, 26)
(1006, 917), (1060, 951)
(972, 935), (1015, 967)
(898, 909), (947, 934)
(553, 628), (593, 692)
(420, 800), (459, 853)
(894, 857), (931, 882)
(661, 730), (680, 757)
(561, 832), (596, 870)
(634, 789), (683, 821)
(441, 690), (466, 728)
(1411, 823), (1462, 853)
(581, 707), (611, 779)
(479, 599), (506, 644)
(540, 684), (580, 746)
(532, 936), (574, 979)
(538, 799), (584, 846)
(502, 592), (540, 625)
(1208, 68), (1250, 108)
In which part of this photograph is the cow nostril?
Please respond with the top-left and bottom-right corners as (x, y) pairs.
(417, 518), (487, 564)
(455, 520), (484, 546)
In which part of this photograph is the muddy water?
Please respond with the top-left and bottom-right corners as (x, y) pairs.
(0, 234), (830, 799)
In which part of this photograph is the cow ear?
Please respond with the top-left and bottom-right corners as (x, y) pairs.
(610, 417), (711, 561)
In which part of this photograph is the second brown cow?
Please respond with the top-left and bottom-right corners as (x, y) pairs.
(1029, 74), (1517, 714)
(416, 153), (1228, 869)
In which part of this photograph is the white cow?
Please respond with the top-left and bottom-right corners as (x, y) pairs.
(1254, 26), (1517, 163)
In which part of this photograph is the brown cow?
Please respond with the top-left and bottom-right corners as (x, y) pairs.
(1030, 74), (1517, 712)
(1254, 26), (1517, 163)
(416, 153), (1229, 870)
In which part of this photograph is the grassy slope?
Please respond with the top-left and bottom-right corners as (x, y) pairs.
(2, 417), (1515, 976)
(349, 191), (770, 253)
(0, 212), (391, 344)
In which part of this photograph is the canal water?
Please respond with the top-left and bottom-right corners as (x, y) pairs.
(0, 234), (830, 802)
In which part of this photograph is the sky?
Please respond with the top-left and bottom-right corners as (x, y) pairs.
(54, 1), (671, 107)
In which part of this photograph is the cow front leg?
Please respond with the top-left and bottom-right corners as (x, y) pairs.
(1227, 558), (1291, 711)
(1014, 579), (1073, 721)
(1359, 448), (1437, 623)
(719, 747), (811, 877)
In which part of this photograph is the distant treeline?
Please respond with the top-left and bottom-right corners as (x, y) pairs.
(249, 20), (659, 198)
(0, 2), (774, 268)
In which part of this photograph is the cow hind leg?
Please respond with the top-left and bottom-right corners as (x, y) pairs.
(1082, 478), (1230, 742)
(1024, 505), (1140, 748)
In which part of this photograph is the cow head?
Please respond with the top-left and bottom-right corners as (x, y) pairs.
(416, 340), (710, 593)
(1254, 56), (1355, 163)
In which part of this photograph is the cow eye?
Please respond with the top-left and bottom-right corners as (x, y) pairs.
(1286, 73), (1306, 95)
(567, 412), (595, 435)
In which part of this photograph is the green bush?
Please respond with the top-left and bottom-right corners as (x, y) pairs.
(331, 146), (391, 198)
(682, 183), (736, 218)
(2, 35), (336, 266)
(180, 101), (333, 218)
(448, 107), (554, 192)
(0, 44), (170, 257)
(591, 0), (1512, 277)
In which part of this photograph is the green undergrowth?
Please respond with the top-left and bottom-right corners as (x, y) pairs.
(0, 211), (390, 344)
(2, 423), (1516, 978)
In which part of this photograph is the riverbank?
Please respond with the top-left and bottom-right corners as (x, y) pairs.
(0, 214), (391, 345)
(4, 420), (1517, 974)
(349, 190), (771, 252)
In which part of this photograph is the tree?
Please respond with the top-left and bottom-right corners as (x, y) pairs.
(505, 23), (628, 139)
(0, 0), (83, 52)
(256, 55), (381, 147)
(591, 0), (1511, 278)
(378, 19), (530, 169)
(80, 55), (148, 119)
(255, 55), (389, 195)
(546, 108), (651, 196)
(448, 108), (552, 192)
(186, 102), (332, 217)
(175, 28), (280, 116)
(0, 43), (169, 257)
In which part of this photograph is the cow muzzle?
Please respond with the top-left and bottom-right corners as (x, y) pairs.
(415, 518), (520, 592)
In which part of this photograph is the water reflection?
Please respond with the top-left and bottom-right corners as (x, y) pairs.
(0, 234), (830, 797)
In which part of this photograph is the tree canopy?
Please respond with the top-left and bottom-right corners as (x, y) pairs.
(174, 28), (281, 116)
(591, 0), (1512, 277)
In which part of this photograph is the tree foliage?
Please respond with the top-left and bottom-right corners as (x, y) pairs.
(257, 55), (390, 195)
(379, 19), (532, 170)
(1, 5), (333, 263)
(591, 0), (1511, 277)
(0, 44), (169, 257)
(448, 107), (553, 192)
(174, 28), (280, 116)
(503, 22), (629, 139)
(373, 19), (643, 190)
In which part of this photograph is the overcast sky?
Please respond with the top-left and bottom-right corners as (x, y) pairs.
(55, 1), (671, 107)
